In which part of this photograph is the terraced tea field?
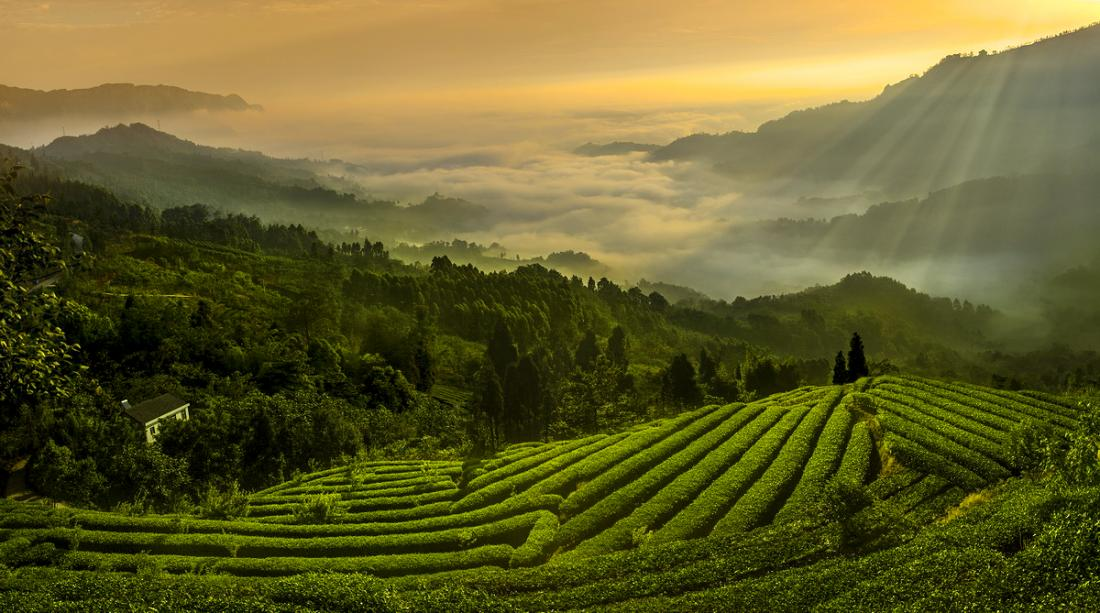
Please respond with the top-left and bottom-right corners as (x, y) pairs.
(0, 375), (1077, 585)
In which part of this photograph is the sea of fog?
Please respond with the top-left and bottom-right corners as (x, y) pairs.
(1, 105), (1046, 308)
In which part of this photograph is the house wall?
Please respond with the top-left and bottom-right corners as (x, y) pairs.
(142, 404), (191, 443)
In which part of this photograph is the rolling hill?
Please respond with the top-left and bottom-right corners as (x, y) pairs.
(20, 123), (491, 240)
(0, 376), (1082, 609)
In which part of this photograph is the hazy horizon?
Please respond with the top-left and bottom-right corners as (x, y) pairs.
(3, 1), (1100, 306)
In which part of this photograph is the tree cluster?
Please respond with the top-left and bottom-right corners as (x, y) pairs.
(832, 332), (870, 384)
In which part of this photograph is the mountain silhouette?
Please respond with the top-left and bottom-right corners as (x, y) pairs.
(0, 83), (260, 121)
(649, 23), (1100, 196)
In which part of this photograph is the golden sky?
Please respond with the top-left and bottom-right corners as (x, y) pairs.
(2, 1), (1098, 118)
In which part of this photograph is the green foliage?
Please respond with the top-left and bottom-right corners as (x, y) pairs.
(740, 354), (801, 398)
(846, 332), (869, 381)
(0, 166), (80, 459)
(606, 325), (628, 367)
(196, 480), (249, 520)
(717, 392), (843, 534)
(567, 405), (763, 557)
(574, 330), (599, 371)
(455, 435), (613, 511)
(487, 319), (519, 379)
(28, 440), (106, 506)
(503, 355), (543, 442)
(556, 355), (638, 436)
(657, 406), (808, 542)
(832, 351), (848, 385)
(774, 392), (856, 523)
(558, 404), (734, 521)
(293, 494), (345, 524)
(471, 362), (506, 451)
(110, 442), (192, 511)
(556, 403), (753, 552)
(660, 353), (703, 409)
(1037, 396), (1100, 485)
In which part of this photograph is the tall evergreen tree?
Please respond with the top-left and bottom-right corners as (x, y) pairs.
(698, 348), (718, 385)
(504, 355), (543, 441)
(473, 362), (505, 450)
(847, 332), (869, 382)
(661, 353), (703, 409)
(606, 326), (628, 368)
(574, 330), (599, 371)
(487, 319), (518, 379)
(411, 337), (434, 392)
(648, 291), (670, 311)
(832, 351), (848, 385)
(408, 307), (435, 392)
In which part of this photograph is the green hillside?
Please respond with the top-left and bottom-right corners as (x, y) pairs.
(1, 376), (1088, 610)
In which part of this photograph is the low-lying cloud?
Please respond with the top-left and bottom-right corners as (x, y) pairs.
(3, 102), (1037, 306)
(332, 144), (871, 299)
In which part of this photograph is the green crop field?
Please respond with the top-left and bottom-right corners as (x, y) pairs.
(0, 376), (1091, 611)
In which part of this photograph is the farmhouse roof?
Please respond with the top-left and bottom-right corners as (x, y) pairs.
(125, 393), (188, 424)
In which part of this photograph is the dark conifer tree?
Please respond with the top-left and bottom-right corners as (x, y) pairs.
(487, 319), (518, 379)
(473, 362), (505, 450)
(606, 326), (628, 368)
(190, 299), (212, 328)
(504, 355), (543, 441)
(832, 351), (848, 385)
(575, 330), (599, 371)
(648, 291), (670, 311)
(408, 307), (435, 392)
(661, 353), (703, 409)
(698, 348), (718, 385)
(847, 333), (869, 382)
(411, 338), (434, 392)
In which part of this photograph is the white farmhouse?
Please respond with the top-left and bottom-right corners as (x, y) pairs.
(122, 394), (191, 443)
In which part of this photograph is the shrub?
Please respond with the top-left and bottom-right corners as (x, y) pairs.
(196, 481), (249, 520)
(510, 511), (559, 568)
(29, 441), (106, 506)
(833, 421), (874, 487)
(293, 494), (345, 524)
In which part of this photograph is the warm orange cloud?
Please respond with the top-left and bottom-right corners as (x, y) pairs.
(1, 1), (1097, 122)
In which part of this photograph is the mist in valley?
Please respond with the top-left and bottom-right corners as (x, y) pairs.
(5, 11), (1100, 355)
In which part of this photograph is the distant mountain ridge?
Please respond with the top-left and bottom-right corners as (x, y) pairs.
(574, 141), (658, 156)
(0, 83), (260, 120)
(24, 123), (489, 241)
(43, 122), (292, 167)
(645, 22), (1100, 196)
